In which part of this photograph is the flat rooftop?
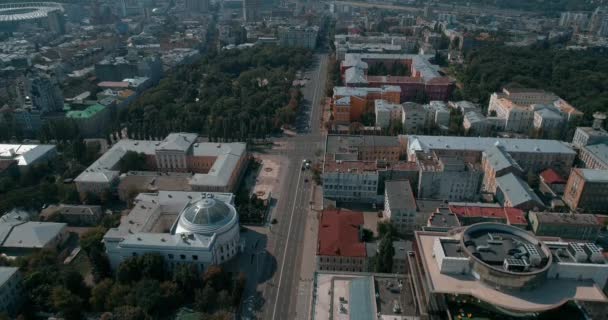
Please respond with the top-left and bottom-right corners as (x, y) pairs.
(415, 231), (608, 313)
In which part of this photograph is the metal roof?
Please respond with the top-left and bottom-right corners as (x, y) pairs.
(496, 173), (543, 208)
(385, 180), (416, 211)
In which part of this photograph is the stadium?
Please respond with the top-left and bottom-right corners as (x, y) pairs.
(0, 2), (63, 31)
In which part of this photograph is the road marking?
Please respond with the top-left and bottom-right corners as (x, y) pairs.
(309, 55), (325, 129)
(271, 161), (303, 320)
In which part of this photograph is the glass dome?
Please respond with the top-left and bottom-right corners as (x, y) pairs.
(175, 197), (238, 235)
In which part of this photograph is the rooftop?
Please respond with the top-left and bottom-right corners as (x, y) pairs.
(531, 212), (600, 227)
(1, 221), (66, 249)
(483, 145), (523, 173)
(326, 135), (400, 157)
(66, 103), (106, 119)
(583, 143), (608, 165)
(496, 173), (544, 208)
(0, 267), (19, 286)
(405, 135), (576, 156)
(449, 204), (527, 226)
(317, 210), (366, 257)
(385, 180), (416, 211)
(0, 144), (56, 166)
(415, 229), (608, 313)
(540, 168), (567, 184)
(577, 168), (608, 183)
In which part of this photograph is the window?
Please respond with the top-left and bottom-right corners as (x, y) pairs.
(168, 254), (174, 259)
(180, 254), (186, 260)
(132, 252), (137, 257)
(193, 255), (198, 261)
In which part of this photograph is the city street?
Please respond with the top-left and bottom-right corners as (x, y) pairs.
(256, 52), (329, 320)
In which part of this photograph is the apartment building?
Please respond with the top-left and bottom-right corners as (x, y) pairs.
(579, 143), (608, 170)
(375, 99), (403, 128)
(495, 173), (545, 210)
(316, 210), (368, 272)
(384, 180), (417, 233)
(481, 145), (524, 193)
(488, 88), (582, 134)
(333, 86), (401, 123)
(341, 53), (454, 101)
(416, 152), (483, 201)
(404, 135), (576, 174)
(401, 102), (430, 134)
(529, 211), (601, 241)
(563, 168), (608, 213)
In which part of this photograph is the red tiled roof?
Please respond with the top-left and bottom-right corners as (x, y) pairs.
(504, 208), (528, 226)
(540, 168), (566, 184)
(317, 210), (366, 257)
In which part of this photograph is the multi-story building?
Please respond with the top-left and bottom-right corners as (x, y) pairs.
(316, 210), (368, 272)
(66, 103), (111, 138)
(488, 88), (582, 134)
(278, 26), (319, 50)
(28, 73), (64, 113)
(495, 173), (545, 210)
(341, 53), (454, 101)
(427, 203), (528, 231)
(589, 6), (608, 34)
(572, 113), (608, 148)
(416, 152), (483, 202)
(0, 143), (57, 172)
(579, 143), (608, 170)
(559, 12), (589, 29)
(47, 9), (66, 35)
(333, 86), (401, 123)
(311, 272), (407, 320)
(374, 99), (402, 129)
(563, 168), (608, 213)
(75, 133), (248, 199)
(0, 213), (67, 256)
(529, 211), (601, 241)
(412, 223), (608, 319)
(424, 101), (450, 129)
(404, 135), (577, 174)
(40, 204), (102, 227)
(384, 180), (417, 233)
(323, 135), (418, 204)
(242, 0), (262, 22)
(185, 0), (209, 13)
(104, 191), (240, 271)
(0, 267), (23, 316)
(481, 145), (523, 193)
(401, 102), (430, 134)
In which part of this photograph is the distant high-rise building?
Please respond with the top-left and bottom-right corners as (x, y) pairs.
(185, 0), (210, 13)
(598, 18), (608, 37)
(558, 12), (588, 30)
(28, 74), (63, 114)
(589, 6), (608, 33)
(47, 9), (66, 35)
(243, 0), (262, 22)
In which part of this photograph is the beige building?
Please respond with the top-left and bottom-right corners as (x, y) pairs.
(75, 133), (248, 199)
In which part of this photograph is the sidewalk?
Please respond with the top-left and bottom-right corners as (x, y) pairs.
(294, 183), (323, 320)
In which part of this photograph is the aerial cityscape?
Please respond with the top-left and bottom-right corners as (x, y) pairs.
(1, 0), (608, 319)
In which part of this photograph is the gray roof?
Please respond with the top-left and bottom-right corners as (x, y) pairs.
(344, 67), (368, 84)
(406, 135), (576, 155)
(326, 135), (400, 156)
(531, 212), (599, 226)
(578, 169), (608, 183)
(496, 173), (544, 208)
(157, 133), (198, 152)
(349, 276), (375, 320)
(0, 267), (19, 287)
(1, 222), (66, 249)
(583, 143), (608, 165)
(333, 85), (400, 98)
(484, 145), (523, 172)
(0, 144), (56, 166)
(385, 180), (416, 210)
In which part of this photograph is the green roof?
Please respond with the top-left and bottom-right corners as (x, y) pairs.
(349, 276), (375, 320)
(66, 104), (106, 119)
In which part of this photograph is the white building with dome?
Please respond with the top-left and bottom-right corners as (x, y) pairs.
(104, 191), (241, 271)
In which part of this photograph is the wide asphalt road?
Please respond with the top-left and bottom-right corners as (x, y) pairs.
(260, 52), (328, 320)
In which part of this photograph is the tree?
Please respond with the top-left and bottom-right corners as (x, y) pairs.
(173, 264), (201, 297)
(195, 284), (217, 312)
(118, 151), (147, 173)
(375, 236), (395, 273)
(51, 286), (83, 320)
(90, 279), (114, 311)
(134, 279), (162, 315)
(112, 306), (150, 320)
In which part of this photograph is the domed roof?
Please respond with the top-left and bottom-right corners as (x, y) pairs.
(175, 197), (238, 235)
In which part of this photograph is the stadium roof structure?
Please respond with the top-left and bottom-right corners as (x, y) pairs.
(0, 2), (63, 23)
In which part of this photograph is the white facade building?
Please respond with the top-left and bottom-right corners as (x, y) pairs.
(104, 191), (241, 271)
(401, 102), (430, 133)
(374, 99), (402, 128)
